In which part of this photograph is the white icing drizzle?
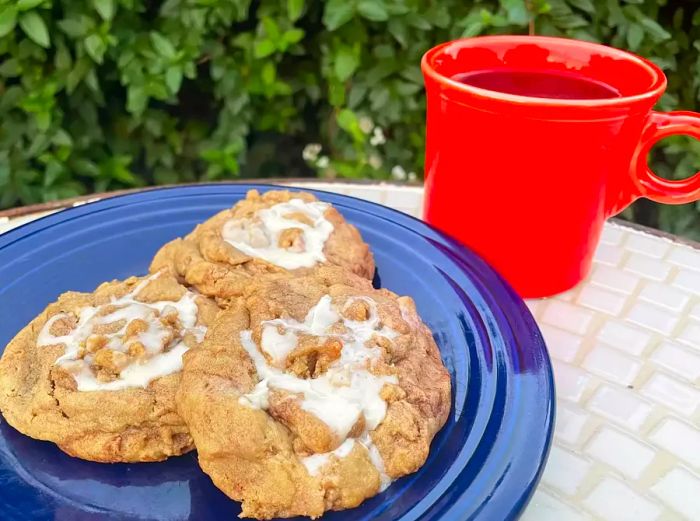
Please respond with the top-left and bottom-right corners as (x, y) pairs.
(221, 199), (334, 270)
(359, 433), (392, 491)
(301, 435), (392, 490)
(37, 274), (205, 391)
(260, 325), (298, 366)
(302, 438), (355, 476)
(398, 299), (420, 329)
(239, 295), (397, 488)
(258, 294), (341, 366)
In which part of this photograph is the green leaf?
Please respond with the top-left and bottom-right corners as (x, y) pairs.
(147, 81), (169, 100)
(323, 0), (354, 31)
(334, 47), (358, 81)
(567, 0), (595, 14)
(427, 5), (450, 28)
(18, 12), (50, 48)
(0, 58), (20, 77)
(639, 18), (671, 41)
(150, 32), (176, 59)
(553, 13), (588, 29)
(254, 39), (276, 58)
(93, 0), (114, 21)
(54, 43), (72, 70)
(1, 85), (23, 112)
(373, 44), (393, 59)
(261, 62), (276, 85)
(489, 13), (510, 27)
(369, 86), (389, 110)
(396, 81), (421, 96)
(387, 18), (407, 47)
(357, 1), (388, 22)
(501, 0), (529, 25)
(462, 21), (483, 37)
(103, 157), (138, 184)
(154, 167), (179, 185)
(336, 108), (356, 128)
(460, 14), (483, 37)
(261, 17), (280, 42)
(693, 9), (700, 26)
(287, 0), (304, 21)
(58, 17), (88, 38)
(399, 66), (422, 84)
(73, 159), (100, 177)
(127, 85), (147, 114)
(627, 24), (644, 50)
(165, 66), (183, 94)
(536, 1), (551, 14)
(66, 58), (89, 93)
(567, 28), (596, 43)
(347, 83), (367, 107)
(672, 7), (684, 30)
(283, 28), (304, 44)
(17, 177), (43, 204)
(0, 163), (9, 187)
(406, 13), (431, 30)
(328, 80), (346, 106)
(605, 0), (625, 24)
(51, 182), (85, 200)
(84, 34), (106, 63)
(336, 108), (364, 142)
(112, 168), (138, 184)
(17, 0), (45, 11)
(35, 111), (51, 131)
(85, 68), (100, 94)
(0, 6), (17, 38)
(44, 161), (63, 187)
(52, 129), (73, 148)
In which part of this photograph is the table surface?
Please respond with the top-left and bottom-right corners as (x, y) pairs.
(1, 181), (698, 521)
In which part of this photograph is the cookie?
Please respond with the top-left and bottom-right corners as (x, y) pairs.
(0, 272), (219, 462)
(176, 267), (451, 519)
(150, 190), (374, 303)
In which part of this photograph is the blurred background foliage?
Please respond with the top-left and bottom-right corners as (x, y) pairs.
(0, 0), (698, 238)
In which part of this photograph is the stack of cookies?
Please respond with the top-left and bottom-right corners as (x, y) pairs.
(0, 189), (451, 519)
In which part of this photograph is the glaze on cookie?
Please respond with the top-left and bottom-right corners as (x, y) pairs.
(150, 190), (374, 303)
(176, 267), (451, 519)
(0, 272), (219, 462)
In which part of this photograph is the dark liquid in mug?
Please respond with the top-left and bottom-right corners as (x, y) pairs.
(453, 69), (622, 100)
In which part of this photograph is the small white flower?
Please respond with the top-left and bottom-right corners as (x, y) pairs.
(370, 127), (385, 146)
(359, 116), (374, 134)
(407, 171), (417, 182)
(316, 155), (329, 169)
(368, 154), (382, 169)
(391, 165), (406, 181)
(302, 143), (322, 162)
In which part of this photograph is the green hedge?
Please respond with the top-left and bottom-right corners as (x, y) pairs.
(0, 0), (698, 238)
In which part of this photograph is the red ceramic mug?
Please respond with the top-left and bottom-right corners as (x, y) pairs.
(422, 36), (700, 298)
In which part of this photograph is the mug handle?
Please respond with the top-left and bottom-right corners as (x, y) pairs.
(633, 111), (700, 204)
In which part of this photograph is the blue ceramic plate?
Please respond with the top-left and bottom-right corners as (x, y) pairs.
(0, 184), (554, 521)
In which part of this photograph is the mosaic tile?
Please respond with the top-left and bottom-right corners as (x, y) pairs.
(651, 467), (700, 520)
(583, 478), (661, 521)
(585, 426), (655, 479)
(587, 384), (653, 431)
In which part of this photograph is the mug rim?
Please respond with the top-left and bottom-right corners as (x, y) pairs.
(421, 35), (667, 108)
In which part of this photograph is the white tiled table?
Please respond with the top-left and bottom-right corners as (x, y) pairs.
(1, 182), (698, 521)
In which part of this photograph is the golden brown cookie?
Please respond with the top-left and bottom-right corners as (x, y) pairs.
(0, 272), (219, 463)
(177, 267), (451, 519)
(149, 190), (374, 303)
